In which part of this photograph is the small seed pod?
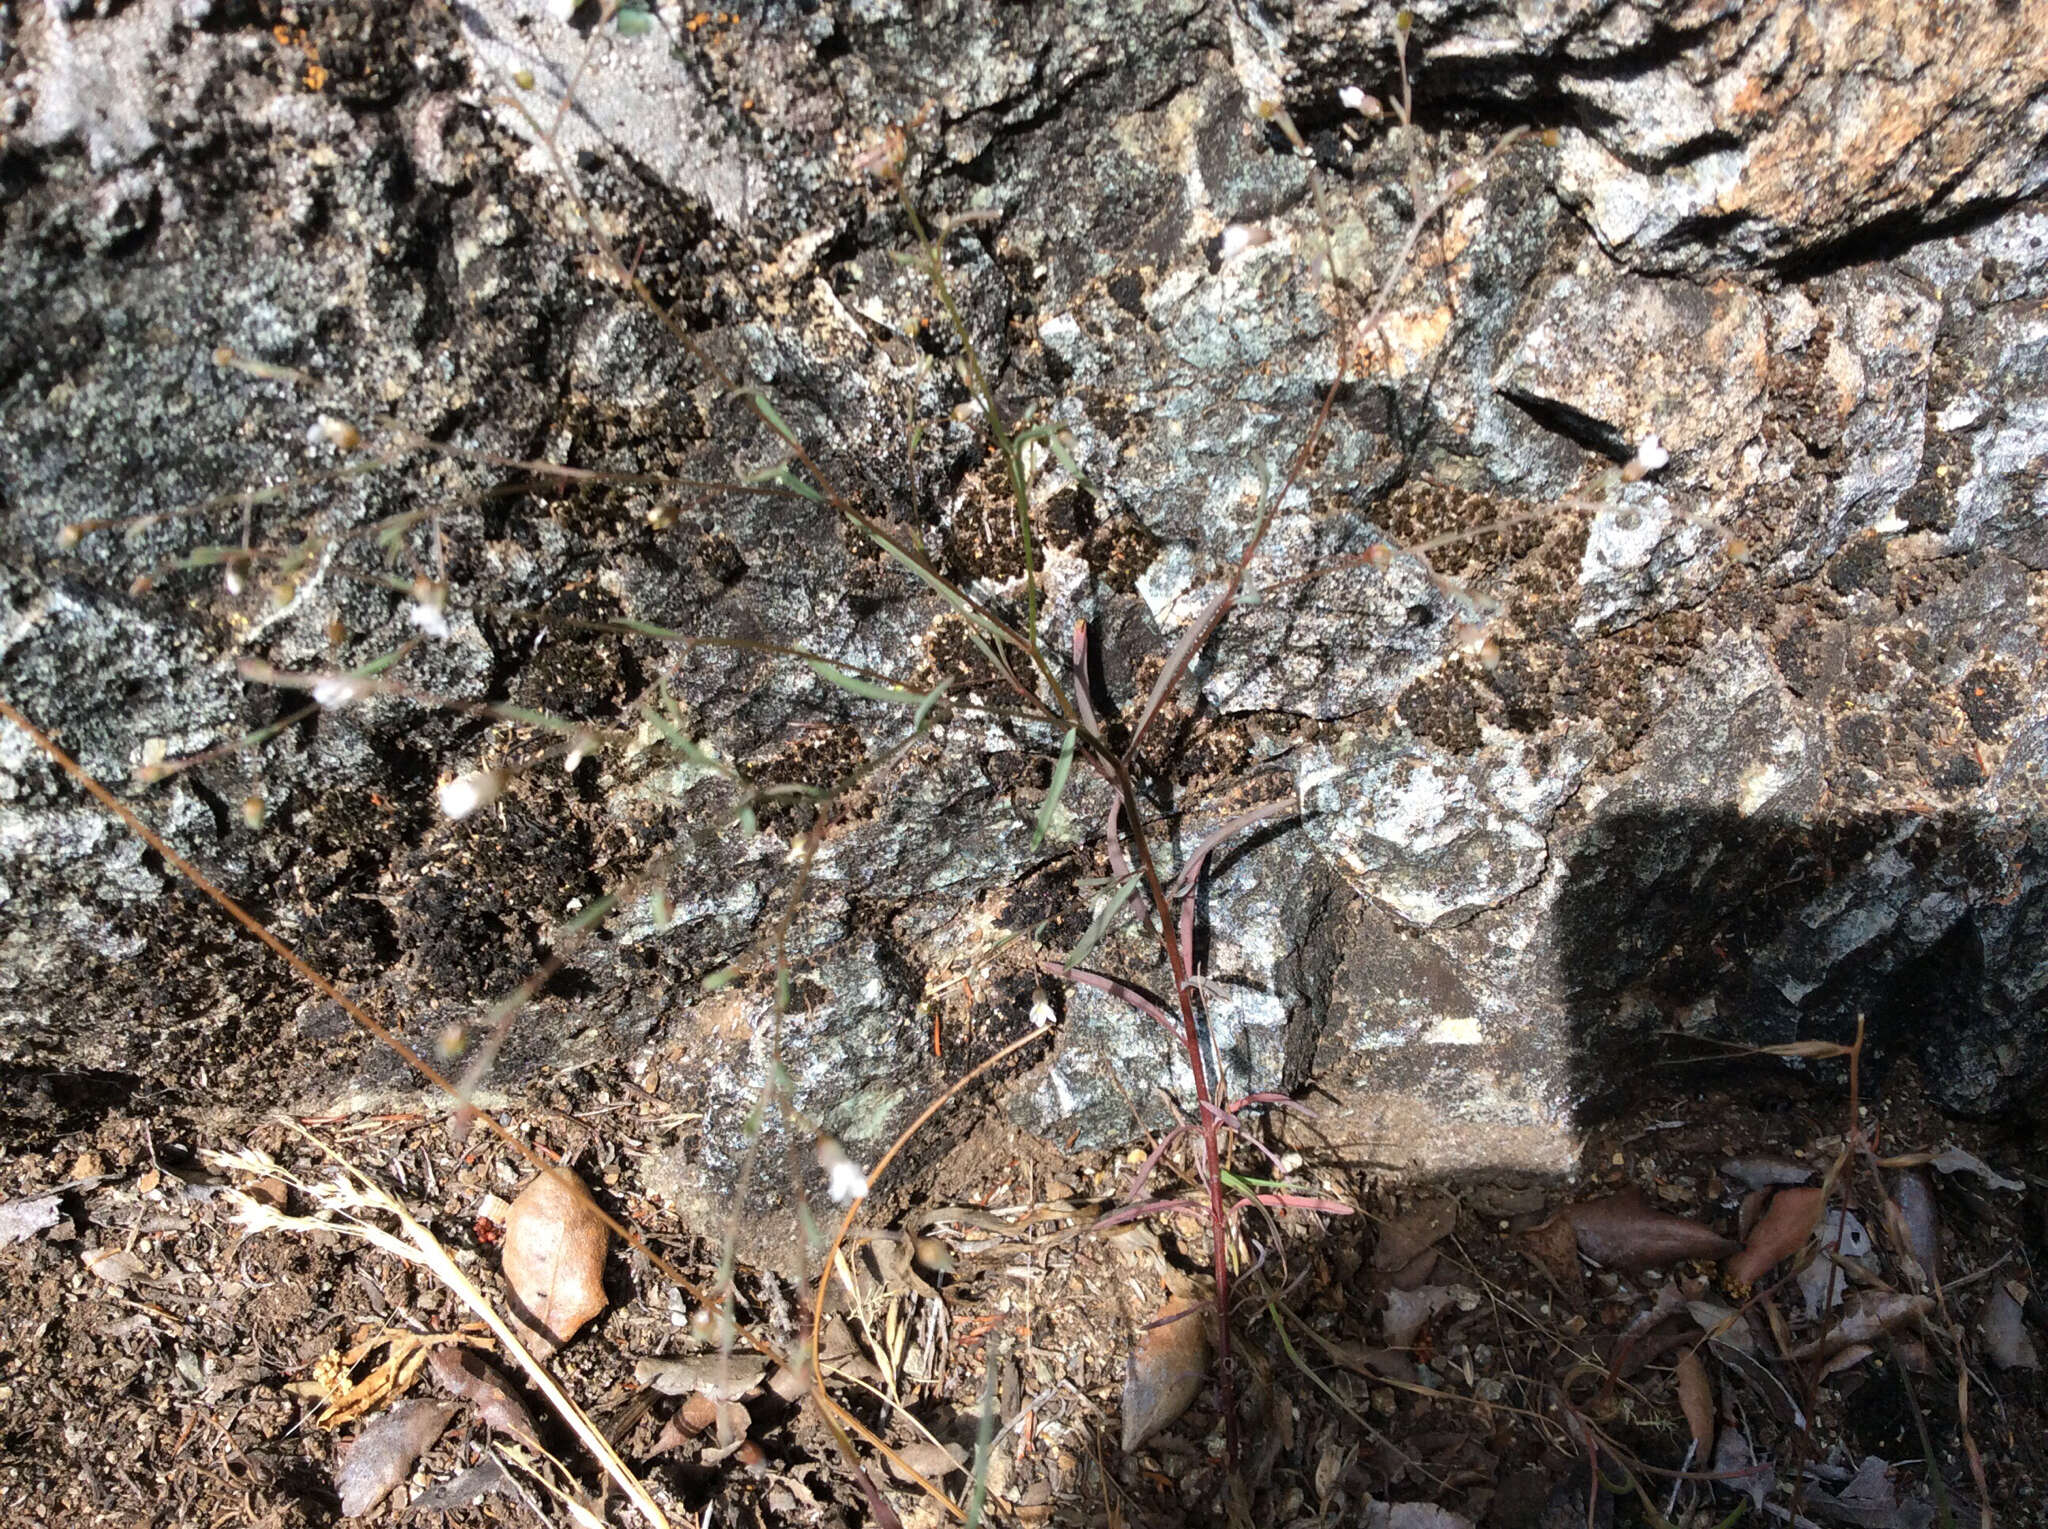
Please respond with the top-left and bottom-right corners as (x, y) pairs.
(1219, 224), (1271, 259)
(313, 675), (373, 707)
(56, 522), (85, 550)
(223, 554), (251, 597)
(240, 794), (265, 830)
(129, 573), (154, 598)
(1366, 541), (1394, 569)
(309, 414), (361, 450)
(324, 615), (349, 647)
(270, 576), (298, 608)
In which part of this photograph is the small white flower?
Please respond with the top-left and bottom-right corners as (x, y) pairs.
(1633, 433), (1670, 473)
(438, 767), (506, 821)
(1338, 85), (1370, 113)
(817, 1135), (869, 1204)
(1029, 985), (1055, 1028)
(564, 730), (597, 772)
(407, 578), (451, 639)
(827, 1159), (869, 1205)
(408, 600), (451, 639)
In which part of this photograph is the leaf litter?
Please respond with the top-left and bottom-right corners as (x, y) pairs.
(13, 1053), (2048, 1526)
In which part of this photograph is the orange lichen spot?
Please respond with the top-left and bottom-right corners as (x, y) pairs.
(304, 63), (328, 92)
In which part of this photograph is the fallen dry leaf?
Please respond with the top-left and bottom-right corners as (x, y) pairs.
(1714, 1425), (1773, 1510)
(1796, 1209), (1872, 1317)
(1374, 1195), (1458, 1273)
(501, 1167), (609, 1346)
(0, 1194), (61, 1246)
(1885, 1169), (1941, 1290)
(81, 1246), (144, 1285)
(1361, 1503), (1474, 1528)
(1793, 1291), (1934, 1360)
(634, 1352), (770, 1401)
(334, 1398), (455, 1517)
(1520, 1215), (1587, 1303)
(1563, 1188), (1741, 1271)
(308, 1327), (478, 1428)
(1673, 1349), (1714, 1462)
(427, 1345), (538, 1445)
(1928, 1145), (2022, 1191)
(1976, 1280), (2041, 1371)
(1720, 1156), (1816, 1191)
(883, 1440), (968, 1484)
(1816, 1342), (1875, 1380)
(1688, 1299), (1759, 1359)
(1384, 1285), (1459, 1350)
(1724, 1186), (1825, 1290)
(1122, 1297), (1209, 1452)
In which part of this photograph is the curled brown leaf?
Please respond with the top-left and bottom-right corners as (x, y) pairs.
(1673, 1349), (1714, 1462)
(1122, 1297), (1208, 1452)
(427, 1345), (538, 1447)
(1563, 1188), (1741, 1272)
(1723, 1186), (1825, 1291)
(334, 1399), (455, 1518)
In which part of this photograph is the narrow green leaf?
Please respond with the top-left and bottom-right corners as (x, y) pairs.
(1044, 429), (1095, 495)
(1031, 727), (1077, 849)
(1064, 870), (1146, 969)
(803, 657), (922, 706)
(615, 4), (653, 34)
(735, 388), (802, 448)
(702, 964), (743, 991)
(749, 461), (823, 502)
(866, 530), (1013, 643)
(619, 617), (688, 640)
(912, 679), (951, 733)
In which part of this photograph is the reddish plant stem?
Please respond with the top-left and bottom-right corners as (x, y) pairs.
(1102, 756), (1241, 1465)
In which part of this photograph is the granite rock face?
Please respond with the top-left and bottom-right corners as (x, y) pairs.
(4, 0), (2047, 1222)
